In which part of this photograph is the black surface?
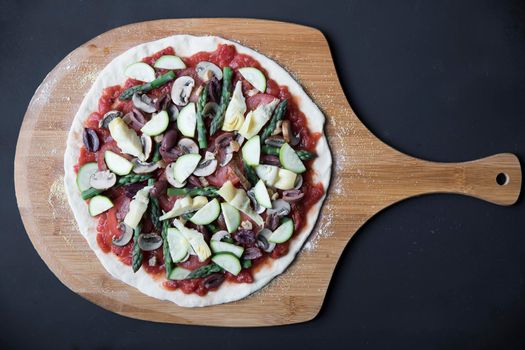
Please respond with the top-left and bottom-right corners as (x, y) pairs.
(2, 0), (525, 349)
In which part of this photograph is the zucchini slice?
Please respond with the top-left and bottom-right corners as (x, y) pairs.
(167, 228), (190, 263)
(177, 102), (197, 137)
(104, 151), (133, 176)
(253, 179), (272, 209)
(173, 153), (202, 183)
(124, 62), (155, 82)
(153, 55), (186, 70)
(168, 266), (191, 280)
(210, 240), (244, 258)
(238, 67), (266, 92)
(212, 252), (242, 276)
(88, 195), (114, 216)
(242, 135), (260, 166)
(220, 202), (241, 233)
(76, 162), (98, 192)
(190, 198), (221, 225)
(279, 143), (306, 173)
(268, 218), (294, 243)
(141, 110), (169, 136)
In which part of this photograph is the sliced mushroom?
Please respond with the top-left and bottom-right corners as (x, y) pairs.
(267, 199), (291, 217)
(195, 61), (223, 82)
(140, 134), (153, 161)
(247, 189), (266, 214)
(171, 76), (195, 106)
(193, 152), (218, 177)
(294, 175), (303, 190)
(282, 120), (292, 143)
(261, 155), (280, 166)
(132, 92), (156, 113)
(122, 108), (146, 131)
(220, 150), (234, 167)
(199, 176), (209, 187)
(150, 179), (168, 198)
(112, 223), (133, 247)
(211, 230), (231, 242)
(257, 228), (276, 253)
(99, 110), (122, 129)
(282, 189), (304, 202)
(202, 102), (219, 119)
(208, 77), (221, 102)
(271, 120), (283, 136)
(138, 233), (163, 251)
(214, 132), (234, 149)
(229, 140), (241, 152)
(235, 134), (246, 147)
(166, 162), (186, 188)
(153, 94), (171, 112)
(160, 146), (183, 163)
(264, 136), (285, 147)
(187, 175), (202, 188)
(230, 158), (252, 191)
(82, 128), (99, 152)
(89, 170), (117, 190)
(132, 159), (159, 174)
(178, 138), (199, 154)
(282, 120), (300, 146)
(265, 212), (280, 231)
(168, 104), (179, 122)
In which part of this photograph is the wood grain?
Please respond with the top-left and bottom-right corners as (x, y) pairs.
(14, 18), (521, 326)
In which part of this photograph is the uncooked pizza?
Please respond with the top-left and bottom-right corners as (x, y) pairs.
(64, 35), (331, 307)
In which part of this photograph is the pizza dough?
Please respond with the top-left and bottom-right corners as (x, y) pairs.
(64, 35), (332, 307)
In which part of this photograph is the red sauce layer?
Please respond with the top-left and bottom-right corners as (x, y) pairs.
(76, 44), (325, 296)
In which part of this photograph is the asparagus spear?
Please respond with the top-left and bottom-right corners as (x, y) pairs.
(206, 223), (220, 234)
(261, 145), (315, 160)
(196, 83), (209, 149)
(81, 174), (152, 200)
(242, 160), (259, 186)
(161, 220), (173, 279)
(151, 142), (161, 163)
(119, 71), (176, 100)
(132, 224), (143, 273)
(118, 173), (153, 186)
(80, 187), (104, 200)
(260, 99), (288, 143)
(209, 67), (233, 135)
(241, 259), (252, 269)
(167, 186), (219, 197)
(185, 263), (222, 279)
(148, 178), (161, 231)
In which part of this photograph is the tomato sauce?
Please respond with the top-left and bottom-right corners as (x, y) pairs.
(77, 44), (325, 296)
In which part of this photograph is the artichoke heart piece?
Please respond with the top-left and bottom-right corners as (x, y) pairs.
(217, 181), (263, 226)
(172, 219), (211, 262)
(222, 81), (246, 131)
(238, 99), (279, 139)
(108, 117), (145, 160)
(159, 195), (208, 221)
(124, 186), (152, 228)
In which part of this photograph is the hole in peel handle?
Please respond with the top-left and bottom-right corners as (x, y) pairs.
(412, 153), (522, 206)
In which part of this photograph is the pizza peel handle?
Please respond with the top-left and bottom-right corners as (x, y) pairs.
(366, 150), (522, 208)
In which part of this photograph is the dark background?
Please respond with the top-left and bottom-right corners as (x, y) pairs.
(2, 0), (524, 349)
